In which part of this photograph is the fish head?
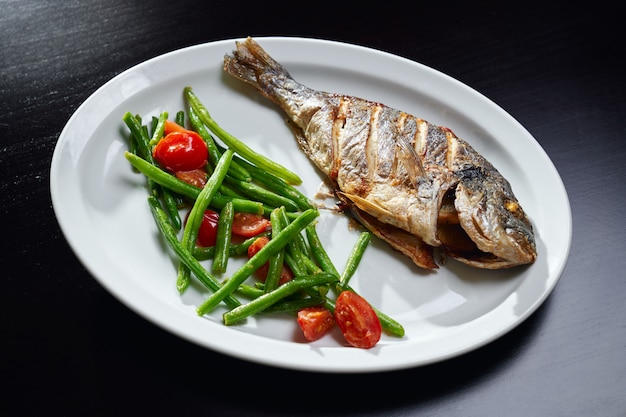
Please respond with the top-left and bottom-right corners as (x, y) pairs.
(441, 170), (537, 269)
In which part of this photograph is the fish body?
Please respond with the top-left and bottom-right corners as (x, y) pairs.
(223, 37), (537, 269)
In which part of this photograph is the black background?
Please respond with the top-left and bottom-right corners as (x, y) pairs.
(2, 2), (625, 416)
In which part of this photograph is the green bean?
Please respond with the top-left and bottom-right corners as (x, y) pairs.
(188, 106), (221, 163)
(328, 231), (402, 336)
(235, 283), (264, 299)
(141, 124), (151, 150)
(212, 194), (264, 215)
(305, 224), (340, 277)
(151, 112), (182, 229)
(149, 111), (168, 147)
(303, 228), (403, 337)
(213, 140), (313, 211)
(295, 228), (313, 260)
(299, 279), (403, 337)
(124, 152), (264, 214)
(146, 195), (240, 309)
(218, 182), (245, 199)
(184, 86), (302, 185)
(187, 107), (251, 182)
(261, 296), (326, 315)
(193, 233), (266, 260)
(223, 175), (300, 212)
(339, 231), (371, 290)
(281, 206), (311, 255)
(370, 303), (405, 337)
(339, 286), (404, 338)
(125, 112), (183, 228)
(177, 149), (234, 292)
(150, 116), (159, 137)
(276, 206), (316, 274)
(175, 110), (185, 126)
(283, 238), (321, 276)
(126, 150), (198, 197)
(128, 130), (139, 166)
(212, 200), (234, 274)
(123, 112), (159, 194)
(228, 151), (313, 211)
(283, 252), (307, 278)
(123, 112), (152, 162)
(223, 273), (338, 325)
(272, 207), (307, 278)
(301, 252), (323, 275)
(324, 282), (403, 337)
(263, 208), (286, 293)
(333, 282), (403, 337)
(196, 208), (319, 316)
(161, 187), (182, 230)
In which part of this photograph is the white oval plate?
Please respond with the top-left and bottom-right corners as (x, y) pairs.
(50, 37), (571, 373)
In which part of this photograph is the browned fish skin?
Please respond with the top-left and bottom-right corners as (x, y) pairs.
(223, 37), (537, 269)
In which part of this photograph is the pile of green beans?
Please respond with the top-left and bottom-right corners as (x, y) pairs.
(122, 88), (405, 338)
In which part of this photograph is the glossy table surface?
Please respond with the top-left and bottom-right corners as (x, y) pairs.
(2, 2), (625, 416)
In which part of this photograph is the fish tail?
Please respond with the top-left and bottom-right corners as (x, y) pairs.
(223, 37), (291, 104)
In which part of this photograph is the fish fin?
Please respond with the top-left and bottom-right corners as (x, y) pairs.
(394, 134), (427, 187)
(345, 204), (438, 270)
(337, 191), (395, 218)
(223, 37), (289, 104)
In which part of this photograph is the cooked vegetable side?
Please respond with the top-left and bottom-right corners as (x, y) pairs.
(123, 92), (404, 348)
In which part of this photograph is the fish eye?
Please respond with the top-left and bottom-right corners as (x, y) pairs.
(505, 200), (519, 213)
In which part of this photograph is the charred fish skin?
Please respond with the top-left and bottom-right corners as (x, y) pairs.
(223, 37), (537, 269)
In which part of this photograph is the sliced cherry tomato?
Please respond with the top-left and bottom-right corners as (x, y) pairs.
(232, 212), (271, 237)
(175, 168), (207, 188)
(334, 290), (382, 349)
(247, 236), (270, 257)
(163, 119), (189, 135)
(297, 306), (335, 342)
(185, 209), (220, 247)
(153, 130), (208, 173)
(247, 236), (294, 284)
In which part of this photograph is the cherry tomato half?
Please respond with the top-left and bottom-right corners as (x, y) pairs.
(297, 306), (335, 342)
(232, 212), (271, 237)
(163, 119), (188, 135)
(175, 168), (207, 188)
(153, 130), (208, 173)
(334, 290), (382, 349)
(247, 235), (270, 258)
(247, 236), (294, 284)
(185, 209), (220, 247)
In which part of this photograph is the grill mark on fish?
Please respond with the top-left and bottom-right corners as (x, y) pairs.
(223, 37), (537, 270)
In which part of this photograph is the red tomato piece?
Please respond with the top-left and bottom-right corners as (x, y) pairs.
(297, 306), (335, 342)
(185, 209), (220, 247)
(163, 119), (189, 134)
(247, 236), (294, 284)
(334, 290), (382, 349)
(175, 168), (207, 188)
(247, 236), (270, 257)
(232, 212), (271, 237)
(153, 131), (208, 172)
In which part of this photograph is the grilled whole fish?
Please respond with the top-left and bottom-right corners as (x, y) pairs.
(223, 37), (537, 269)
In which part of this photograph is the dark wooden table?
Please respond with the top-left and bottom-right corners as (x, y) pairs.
(2, 2), (624, 415)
